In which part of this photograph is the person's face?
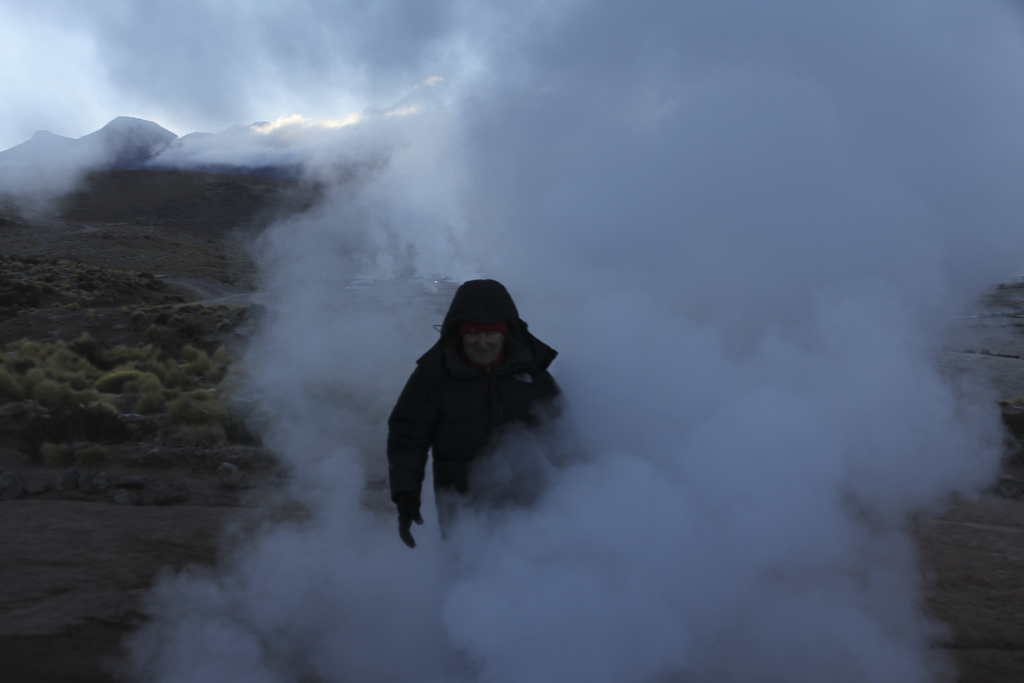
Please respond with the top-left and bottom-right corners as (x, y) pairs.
(462, 331), (506, 366)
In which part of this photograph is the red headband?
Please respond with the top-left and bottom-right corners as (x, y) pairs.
(458, 321), (508, 336)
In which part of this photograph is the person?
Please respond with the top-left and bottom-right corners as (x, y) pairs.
(387, 279), (560, 547)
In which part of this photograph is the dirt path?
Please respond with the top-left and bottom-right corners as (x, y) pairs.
(0, 497), (252, 683)
(918, 285), (1024, 682)
(163, 276), (257, 305)
(920, 494), (1024, 682)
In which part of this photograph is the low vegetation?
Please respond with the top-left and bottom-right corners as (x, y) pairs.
(0, 330), (259, 460)
(0, 253), (165, 312)
(0, 207), (267, 469)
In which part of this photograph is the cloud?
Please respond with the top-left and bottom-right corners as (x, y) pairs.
(0, 0), (470, 150)
(0, 4), (128, 149)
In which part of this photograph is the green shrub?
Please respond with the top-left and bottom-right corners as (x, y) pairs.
(19, 367), (46, 395)
(184, 351), (212, 378)
(14, 341), (42, 361)
(124, 373), (162, 395)
(41, 442), (73, 466)
(137, 392), (165, 414)
(70, 333), (112, 371)
(136, 361), (163, 385)
(74, 444), (110, 465)
(73, 388), (100, 405)
(0, 369), (25, 400)
(168, 394), (220, 425)
(32, 379), (74, 409)
(63, 372), (89, 390)
(65, 302), (80, 311)
(212, 347), (232, 365)
(46, 346), (79, 372)
(173, 424), (225, 448)
(108, 344), (158, 365)
(162, 365), (186, 389)
(94, 370), (144, 393)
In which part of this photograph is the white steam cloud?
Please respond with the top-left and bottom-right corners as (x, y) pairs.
(124, 2), (1024, 682)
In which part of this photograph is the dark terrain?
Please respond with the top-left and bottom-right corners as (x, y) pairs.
(0, 170), (298, 682)
(0, 170), (1022, 682)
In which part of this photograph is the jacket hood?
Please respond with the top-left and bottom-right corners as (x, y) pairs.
(427, 279), (558, 373)
(441, 279), (519, 336)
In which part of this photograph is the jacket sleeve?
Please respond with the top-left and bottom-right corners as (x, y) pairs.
(387, 366), (439, 501)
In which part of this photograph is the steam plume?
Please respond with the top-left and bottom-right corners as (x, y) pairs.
(125, 2), (1024, 682)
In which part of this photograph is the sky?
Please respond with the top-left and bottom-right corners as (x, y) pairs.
(0, 0), (476, 150)
(8, 2), (1024, 682)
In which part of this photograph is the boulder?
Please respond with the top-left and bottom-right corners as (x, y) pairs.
(81, 471), (112, 494)
(996, 475), (1023, 499)
(116, 475), (146, 489)
(214, 445), (275, 471)
(55, 469), (80, 491)
(0, 471), (24, 500)
(141, 479), (188, 505)
(113, 488), (142, 505)
(132, 447), (181, 468)
(217, 461), (248, 489)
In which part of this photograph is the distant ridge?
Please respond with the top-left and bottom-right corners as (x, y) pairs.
(0, 116), (176, 171)
(0, 117), (300, 180)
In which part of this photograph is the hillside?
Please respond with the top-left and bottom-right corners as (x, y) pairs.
(58, 169), (322, 237)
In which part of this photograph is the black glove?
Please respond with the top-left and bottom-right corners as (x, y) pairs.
(394, 491), (424, 548)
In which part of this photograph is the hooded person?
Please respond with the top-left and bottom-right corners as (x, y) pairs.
(387, 279), (560, 547)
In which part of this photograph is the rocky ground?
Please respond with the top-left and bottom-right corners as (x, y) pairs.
(1, 174), (1023, 682)
(0, 174), (295, 682)
(919, 282), (1024, 682)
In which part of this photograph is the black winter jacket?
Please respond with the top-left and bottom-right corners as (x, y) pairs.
(387, 280), (559, 500)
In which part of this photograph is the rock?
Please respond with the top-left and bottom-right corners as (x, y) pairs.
(81, 471), (111, 494)
(0, 400), (50, 433)
(141, 479), (188, 506)
(216, 445), (275, 470)
(0, 471), (24, 500)
(23, 478), (50, 495)
(0, 400), (48, 420)
(133, 447), (180, 468)
(55, 469), (80, 491)
(116, 475), (146, 489)
(996, 475), (1023, 499)
(217, 461), (248, 489)
(113, 488), (141, 505)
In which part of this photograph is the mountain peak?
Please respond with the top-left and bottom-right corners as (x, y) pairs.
(1, 117), (178, 171)
(99, 116), (176, 136)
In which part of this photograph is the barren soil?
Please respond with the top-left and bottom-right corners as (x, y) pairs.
(1, 179), (1023, 682)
